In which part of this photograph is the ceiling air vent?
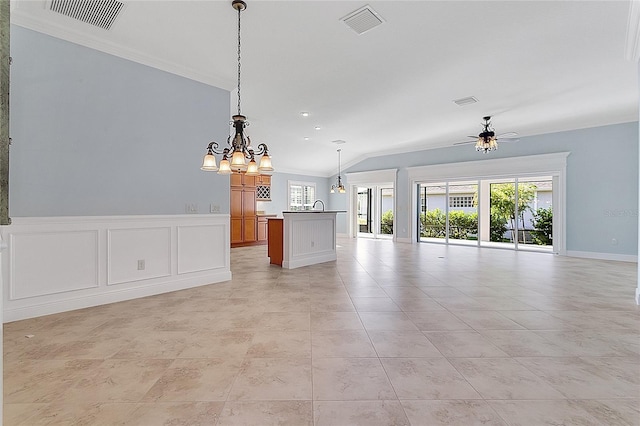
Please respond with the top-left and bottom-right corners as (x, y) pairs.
(49, 0), (124, 30)
(453, 96), (479, 107)
(341, 5), (385, 35)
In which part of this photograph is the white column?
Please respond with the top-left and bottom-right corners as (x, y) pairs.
(626, 1), (640, 304)
(637, 60), (640, 305)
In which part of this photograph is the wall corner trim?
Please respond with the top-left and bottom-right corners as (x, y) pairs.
(625, 0), (640, 62)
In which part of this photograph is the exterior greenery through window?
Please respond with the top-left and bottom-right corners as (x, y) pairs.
(419, 181), (552, 245)
(289, 182), (316, 211)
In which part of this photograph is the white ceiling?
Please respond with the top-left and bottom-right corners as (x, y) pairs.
(11, 0), (639, 176)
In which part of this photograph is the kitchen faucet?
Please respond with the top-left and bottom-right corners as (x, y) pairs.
(312, 200), (325, 211)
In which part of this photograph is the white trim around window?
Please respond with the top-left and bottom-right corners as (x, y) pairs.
(287, 180), (317, 211)
(407, 153), (570, 255)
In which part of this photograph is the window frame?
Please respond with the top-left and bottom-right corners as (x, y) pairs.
(287, 180), (317, 211)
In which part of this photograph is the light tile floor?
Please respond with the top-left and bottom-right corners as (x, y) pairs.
(4, 237), (639, 425)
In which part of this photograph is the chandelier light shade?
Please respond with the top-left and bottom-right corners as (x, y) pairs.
(201, 0), (273, 174)
(330, 149), (346, 194)
(475, 116), (498, 153)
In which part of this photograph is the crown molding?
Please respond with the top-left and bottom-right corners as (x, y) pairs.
(10, 11), (235, 90)
(625, 0), (640, 62)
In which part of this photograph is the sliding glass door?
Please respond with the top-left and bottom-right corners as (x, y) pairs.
(419, 176), (554, 252)
(448, 181), (478, 246)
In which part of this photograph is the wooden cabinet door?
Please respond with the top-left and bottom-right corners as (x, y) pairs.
(257, 219), (268, 241)
(230, 188), (243, 217)
(243, 217), (257, 242)
(259, 175), (271, 185)
(230, 175), (258, 245)
(243, 174), (256, 188)
(243, 189), (256, 216)
(242, 189), (257, 242)
(230, 172), (243, 187)
(230, 218), (243, 244)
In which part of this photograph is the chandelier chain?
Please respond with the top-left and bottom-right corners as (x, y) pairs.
(237, 4), (242, 115)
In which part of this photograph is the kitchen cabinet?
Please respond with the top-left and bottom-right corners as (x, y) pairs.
(230, 172), (257, 246)
(257, 216), (268, 242)
(256, 174), (271, 201)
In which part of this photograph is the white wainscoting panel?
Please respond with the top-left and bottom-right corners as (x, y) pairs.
(10, 230), (99, 300)
(1, 215), (231, 322)
(291, 218), (334, 255)
(108, 227), (171, 285)
(283, 212), (338, 269)
(177, 224), (227, 274)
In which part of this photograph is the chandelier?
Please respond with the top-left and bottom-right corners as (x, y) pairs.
(201, 0), (273, 175)
(330, 149), (346, 193)
(475, 116), (498, 153)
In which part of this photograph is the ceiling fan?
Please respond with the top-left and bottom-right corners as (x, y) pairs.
(454, 116), (519, 153)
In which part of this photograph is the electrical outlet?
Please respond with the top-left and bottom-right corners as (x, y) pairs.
(210, 204), (220, 213)
(185, 203), (198, 214)
(137, 259), (145, 270)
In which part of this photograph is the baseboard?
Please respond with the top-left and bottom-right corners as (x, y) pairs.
(566, 250), (638, 263)
(283, 252), (337, 269)
(4, 271), (232, 322)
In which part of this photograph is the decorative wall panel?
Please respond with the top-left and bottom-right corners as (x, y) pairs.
(108, 227), (171, 285)
(10, 230), (98, 299)
(177, 224), (226, 274)
(0, 215), (231, 322)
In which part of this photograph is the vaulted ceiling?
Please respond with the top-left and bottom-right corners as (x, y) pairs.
(11, 1), (639, 176)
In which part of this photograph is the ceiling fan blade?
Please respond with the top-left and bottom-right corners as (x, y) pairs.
(497, 132), (518, 138)
(453, 140), (476, 146)
(497, 138), (520, 143)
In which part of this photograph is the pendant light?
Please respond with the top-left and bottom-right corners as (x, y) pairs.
(330, 149), (346, 194)
(201, 0), (273, 174)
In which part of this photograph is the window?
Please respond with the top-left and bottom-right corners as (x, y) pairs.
(449, 195), (474, 208)
(288, 181), (316, 211)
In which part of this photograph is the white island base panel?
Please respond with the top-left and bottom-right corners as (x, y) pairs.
(282, 212), (339, 269)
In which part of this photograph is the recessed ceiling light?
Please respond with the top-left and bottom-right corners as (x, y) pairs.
(300, 112), (310, 117)
(314, 126), (321, 130)
(304, 137), (310, 141)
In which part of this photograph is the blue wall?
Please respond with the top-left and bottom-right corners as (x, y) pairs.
(335, 122), (638, 256)
(9, 27), (638, 257)
(10, 26), (231, 216)
(257, 172), (330, 215)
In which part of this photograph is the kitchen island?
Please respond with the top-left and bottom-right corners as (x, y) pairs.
(267, 210), (345, 269)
